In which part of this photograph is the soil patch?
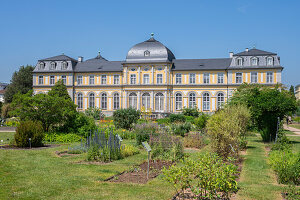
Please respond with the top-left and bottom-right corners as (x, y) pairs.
(55, 151), (81, 158)
(0, 144), (60, 150)
(107, 160), (173, 184)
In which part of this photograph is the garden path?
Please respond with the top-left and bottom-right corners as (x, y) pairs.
(284, 124), (300, 136)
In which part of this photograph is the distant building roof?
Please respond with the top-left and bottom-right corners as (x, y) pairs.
(173, 58), (232, 71)
(234, 48), (277, 56)
(39, 54), (77, 62)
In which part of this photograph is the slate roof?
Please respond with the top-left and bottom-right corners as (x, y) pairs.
(234, 48), (277, 56)
(172, 58), (232, 71)
(75, 55), (123, 72)
(39, 54), (77, 62)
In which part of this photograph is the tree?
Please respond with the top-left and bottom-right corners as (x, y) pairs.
(48, 80), (71, 100)
(229, 83), (297, 142)
(113, 108), (140, 130)
(289, 85), (296, 99)
(4, 65), (34, 103)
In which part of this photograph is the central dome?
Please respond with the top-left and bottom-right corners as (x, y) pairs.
(126, 35), (175, 63)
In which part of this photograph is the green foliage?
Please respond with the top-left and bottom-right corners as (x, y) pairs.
(113, 108), (140, 130)
(182, 107), (199, 117)
(271, 131), (291, 152)
(169, 113), (186, 123)
(206, 104), (250, 158)
(73, 112), (97, 137)
(269, 150), (300, 185)
(4, 65), (34, 103)
(1, 103), (11, 119)
(44, 133), (82, 143)
(135, 122), (159, 145)
(114, 129), (136, 139)
(293, 116), (300, 123)
(162, 153), (239, 199)
(4, 117), (20, 127)
(194, 114), (209, 131)
(289, 85), (295, 98)
(170, 122), (192, 137)
(184, 116), (195, 123)
(184, 133), (204, 149)
(120, 144), (140, 157)
(14, 120), (44, 147)
(282, 185), (300, 200)
(47, 80), (71, 100)
(229, 84), (297, 142)
(156, 118), (170, 125)
(84, 107), (105, 120)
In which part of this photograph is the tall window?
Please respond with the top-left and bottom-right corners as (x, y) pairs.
(142, 93), (150, 110)
(266, 72), (273, 83)
(189, 92), (196, 108)
(143, 74), (150, 84)
(251, 57), (258, 66)
(251, 72), (258, 83)
(217, 93), (224, 109)
(38, 76), (44, 85)
(218, 73), (224, 84)
(89, 93), (95, 108)
(50, 76), (55, 85)
(62, 61), (68, 70)
(155, 93), (164, 111)
(61, 75), (66, 85)
(130, 74), (136, 84)
(77, 93), (83, 109)
(189, 73), (196, 84)
(267, 57), (273, 65)
(175, 93), (182, 110)
(101, 93), (107, 110)
(114, 75), (119, 85)
(157, 74), (163, 84)
(39, 62), (45, 70)
(203, 73), (210, 84)
(237, 58), (243, 66)
(101, 75), (107, 84)
(236, 72), (243, 83)
(129, 93), (137, 109)
(175, 74), (182, 84)
(89, 75), (95, 85)
(113, 93), (120, 110)
(77, 76), (83, 85)
(202, 93), (210, 111)
(50, 62), (56, 70)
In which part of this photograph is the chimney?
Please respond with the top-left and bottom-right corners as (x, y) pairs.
(245, 48), (249, 52)
(229, 52), (234, 58)
(78, 56), (83, 63)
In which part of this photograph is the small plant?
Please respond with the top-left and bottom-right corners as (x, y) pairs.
(194, 114), (209, 131)
(84, 107), (105, 120)
(135, 122), (159, 145)
(113, 108), (140, 130)
(170, 122), (192, 137)
(182, 107), (199, 117)
(44, 133), (82, 143)
(14, 120), (44, 147)
(120, 144), (140, 157)
(282, 184), (300, 200)
(184, 133), (204, 149)
(169, 114), (186, 123)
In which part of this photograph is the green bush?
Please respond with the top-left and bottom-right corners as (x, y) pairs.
(156, 118), (170, 125)
(162, 153), (239, 199)
(4, 117), (20, 127)
(184, 116), (195, 123)
(184, 134), (204, 149)
(74, 112), (97, 137)
(113, 108), (140, 130)
(269, 150), (300, 185)
(135, 122), (159, 145)
(169, 113), (186, 123)
(14, 121), (44, 147)
(282, 185), (300, 200)
(114, 129), (136, 140)
(271, 132), (291, 152)
(170, 122), (192, 137)
(84, 107), (105, 120)
(182, 107), (199, 117)
(121, 144), (140, 157)
(44, 133), (82, 143)
(194, 114), (209, 131)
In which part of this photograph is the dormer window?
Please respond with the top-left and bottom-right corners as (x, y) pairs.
(251, 57), (258, 66)
(50, 62), (56, 70)
(144, 50), (150, 57)
(39, 62), (45, 70)
(267, 57), (273, 65)
(62, 61), (68, 70)
(237, 58), (243, 66)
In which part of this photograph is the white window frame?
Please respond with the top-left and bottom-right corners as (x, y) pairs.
(251, 72), (258, 83)
(77, 75), (83, 85)
(62, 61), (68, 70)
(38, 76), (44, 85)
(189, 73), (196, 84)
(130, 74), (136, 84)
(175, 93), (182, 110)
(39, 62), (45, 70)
(267, 57), (273, 66)
(101, 93), (107, 110)
(217, 93), (225, 109)
(202, 93), (210, 111)
(128, 92), (137, 109)
(142, 93), (151, 110)
(175, 74), (182, 84)
(50, 62), (56, 70)
(203, 73), (210, 84)
(50, 76), (55, 85)
(113, 93), (120, 110)
(155, 93), (164, 111)
(143, 74), (150, 84)
(101, 75), (107, 85)
(217, 73), (224, 84)
(266, 72), (273, 83)
(157, 74), (163, 84)
(89, 93), (95, 108)
(236, 72), (243, 84)
(77, 93), (83, 109)
(189, 92), (196, 108)
(61, 75), (67, 85)
(113, 75), (119, 85)
(237, 58), (243, 66)
(251, 57), (258, 66)
(89, 75), (95, 85)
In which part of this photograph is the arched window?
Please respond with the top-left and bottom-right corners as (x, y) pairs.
(217, 93), (224, 109)
(202, 92), (210, 111)
(89, 93), (95, 108)
(189, 92), (196, 108)
(129, 92), (137, 109)
(142, 93), (150, 110)
(155, 93), (164, 111)
(113, 93), (120, 110)
(39, 62), (45, 70)
(267, 57), (273, 65)
(77, 93), (83, 109)
(237, 58), (243, 66)
(101, 93), (107, 110)
(50, 62), (56, 70)
(62, 61), (68, 70)
(175, 93), (182, 110)
(251, 57), (258, 66)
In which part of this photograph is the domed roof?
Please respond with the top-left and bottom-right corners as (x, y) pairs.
(126, 34), (175, 63)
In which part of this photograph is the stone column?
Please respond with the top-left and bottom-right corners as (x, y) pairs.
(165, 66), (168, 84)
(124, 68), (127, 84)
(151, 91), (154, 111)
(137, 91), (141, 110)
(138, 66), (141, 84)
(164, 91), (167, 112)
(152, 66), (154, 84)
(124, 90), (127, 108)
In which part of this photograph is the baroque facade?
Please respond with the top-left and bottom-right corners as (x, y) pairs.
(32, 34), (283, 116)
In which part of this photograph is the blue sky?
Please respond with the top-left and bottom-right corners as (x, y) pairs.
(0, 0), (299, 86)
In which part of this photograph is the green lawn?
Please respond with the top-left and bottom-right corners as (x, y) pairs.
(0, 132), (15, 145)
(289, 123), (300, 130)
(0, 139), (175, 200)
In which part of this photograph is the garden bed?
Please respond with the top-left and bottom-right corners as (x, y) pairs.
(55, 150), (81, 158)
(106, 160), (173, 184)
(0, 144), (59, 150)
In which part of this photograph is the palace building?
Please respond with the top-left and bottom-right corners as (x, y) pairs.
(32, 34), (283, 117)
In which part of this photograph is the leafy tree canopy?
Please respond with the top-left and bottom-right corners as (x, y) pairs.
(48, 80), (71, 100)
(4, 65), (34, 103)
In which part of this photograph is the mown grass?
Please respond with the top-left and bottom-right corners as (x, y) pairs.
(289, 123), (300, 129)
(0, 139), (175, 200)
(0, 132), (14, 145)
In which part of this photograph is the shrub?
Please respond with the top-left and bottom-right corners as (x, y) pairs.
(182, 107), (199, 117)
(184, 134), (204, 149)
(114, 129), (136, 140)
(169, 113), (186, 123)
(184, 116), (195, 123)
(162, 153), (239, 199)
(135, 122), (159, 145)
(74, 112), (97, 137)
(44, 133), (82, 143)
(282, 185), (300, 200)
(84, 107), (105, 120)
(113, 108), (140, 130)
(14, 121), (44, 147)
(206, 104), (250, 158)
(170, 122), (192, 137)
(121, 144), (140, 157)
(269, 150), (300, 185)
(156, 118), (170, 125)
(4, 117), (20, 127)
(271, 131), (291, 152)
(194, 114), (209, 131)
